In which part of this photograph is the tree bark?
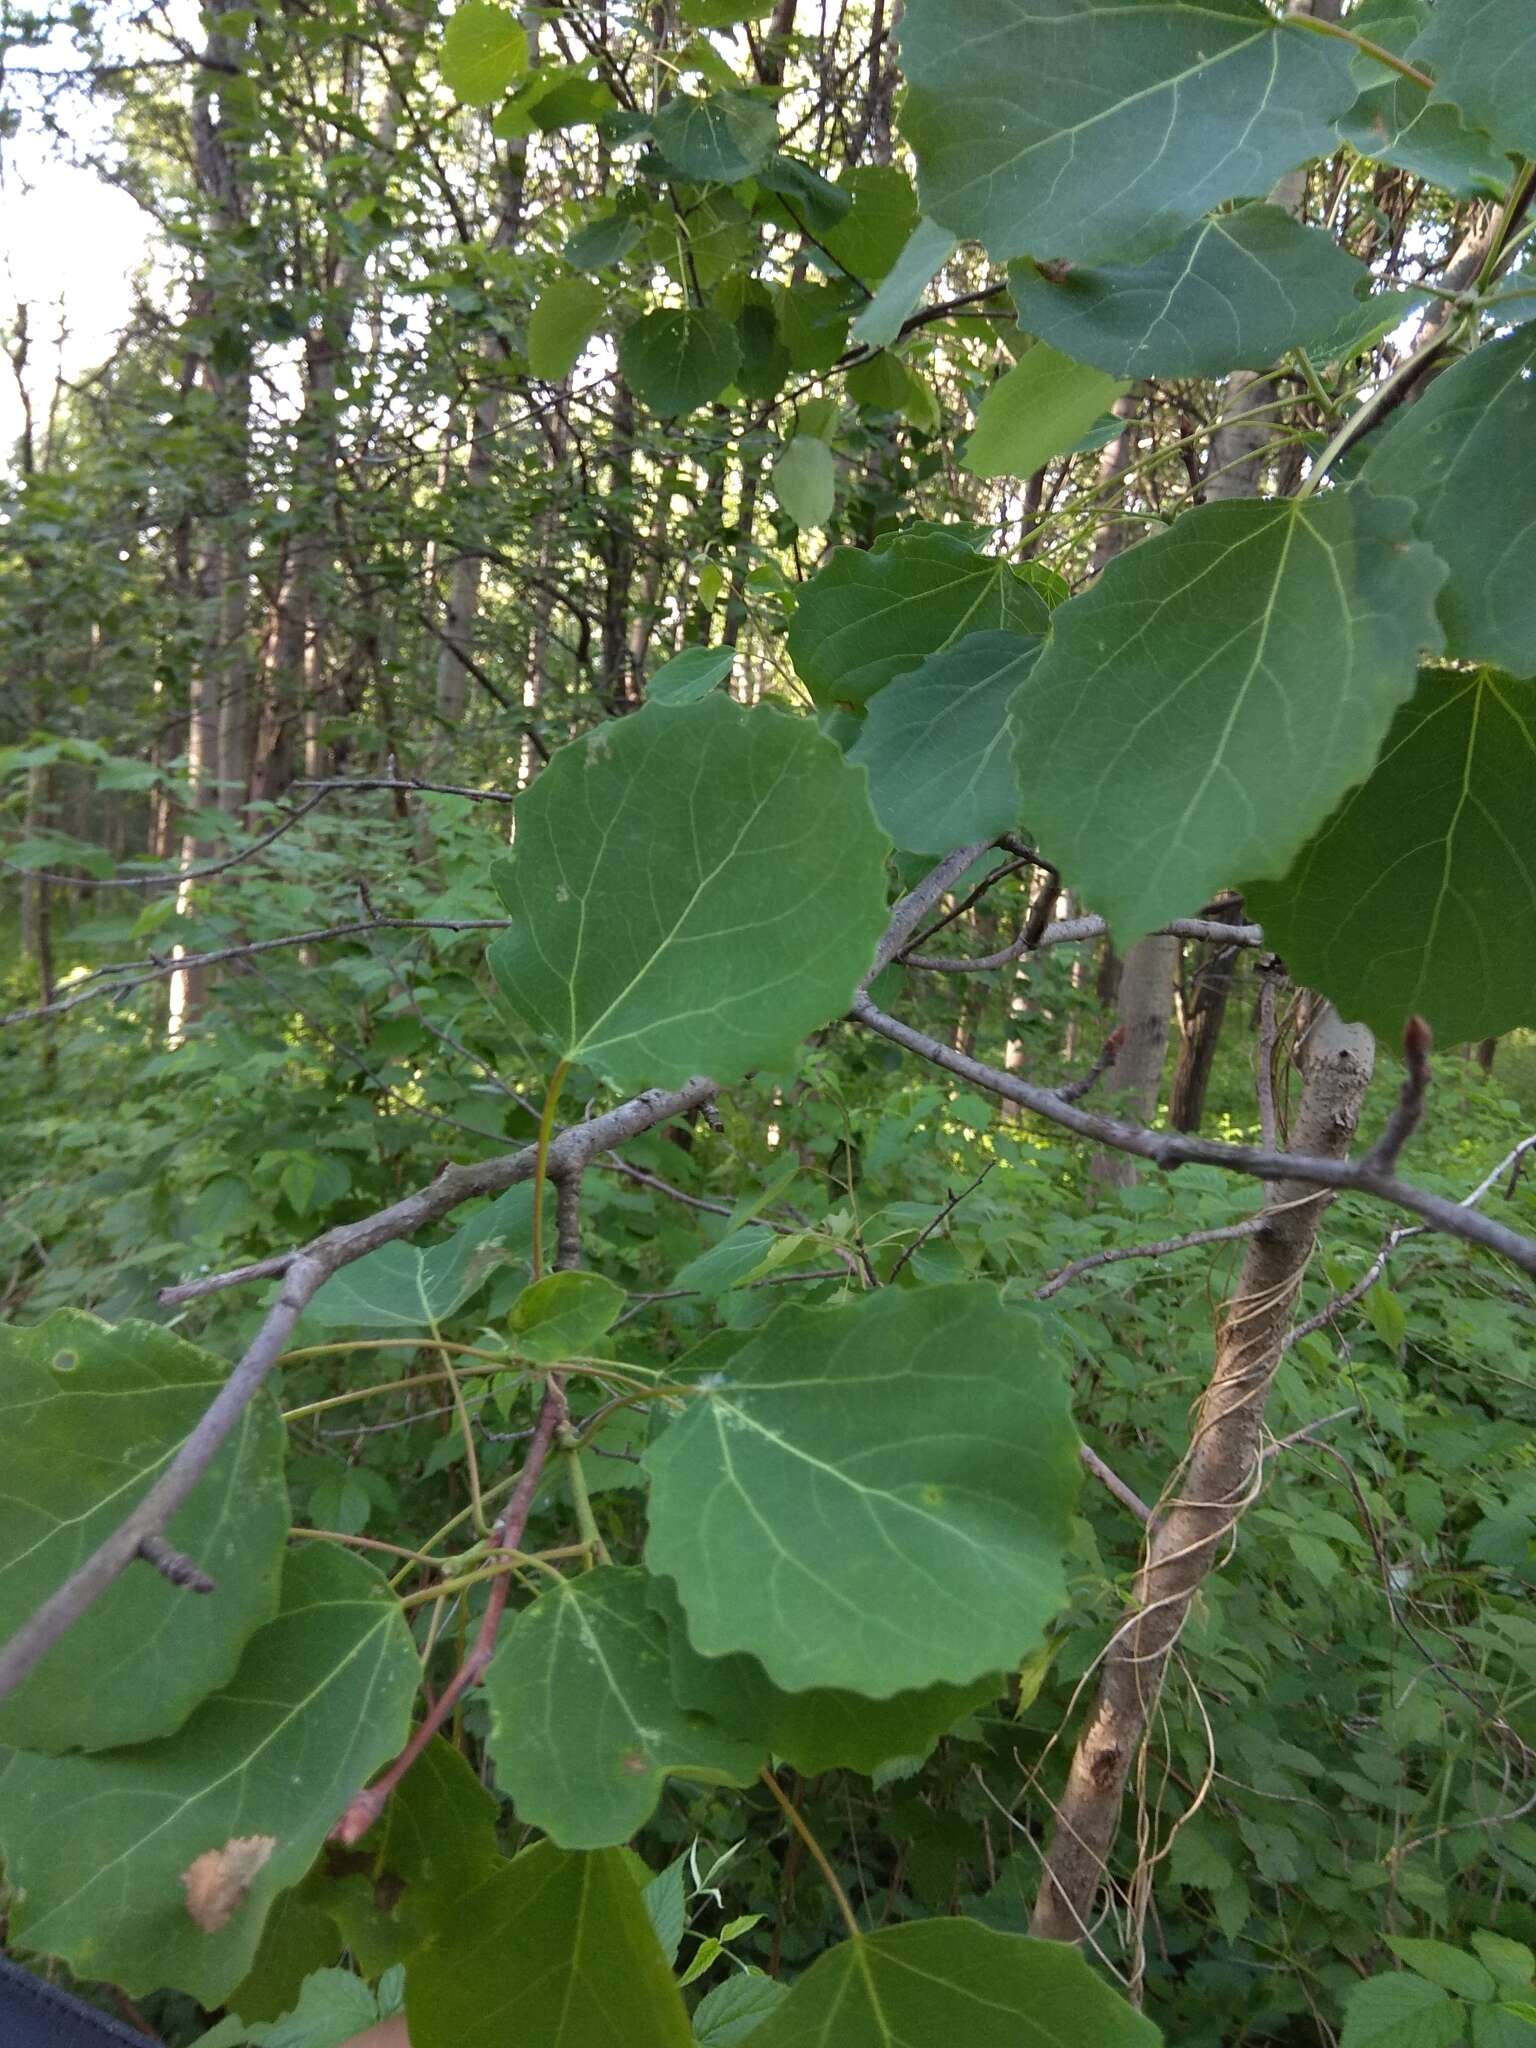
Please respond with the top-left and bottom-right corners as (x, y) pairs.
(1089, 935), (1179, 1187)
(1031, 1007), (1376, 1944)
(1169, 894), (1246, 1133)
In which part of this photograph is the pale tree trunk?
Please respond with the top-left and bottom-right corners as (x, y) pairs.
(1031, 1008), (1376, 1951)
(1089, 935), (1180, 1188)
(1169, 894), (1246, 1133)
(435, 17), (537, 724)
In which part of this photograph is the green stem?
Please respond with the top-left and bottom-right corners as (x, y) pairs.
(559, 1422), (611, 1568)
(530, 1058), (570, 1283)
(1282, 11), (1433, 90)
(1296, 308), (1470, 498)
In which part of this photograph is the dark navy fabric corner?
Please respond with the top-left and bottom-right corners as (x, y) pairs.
(0, 1955), (158, 2048)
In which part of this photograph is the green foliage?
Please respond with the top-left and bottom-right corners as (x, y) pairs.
(0, 1546), (419, 2001)
(749, 1922), (1165, 2046)
(487, 695), (890, 1093)
(508, 1270), (625, 1363)
(0, 1311), (288, 1753)
(440, 0), (529, 105)
(900, 0), (1354, 263)
(1361, 326), (1536, 675)
(647, 648), (736, 705)
(1411, 0), (1536, 158)
(963, 343), (1129, 479)
(1248, 668), (1536, 1044)
(1008, 205), (1369, 378)
(620, 308), (742, 415)
(644, 1285), (1080, 1694)
(1017, 489), (1447, 939)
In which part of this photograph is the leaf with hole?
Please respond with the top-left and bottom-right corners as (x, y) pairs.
(1360, 324), (1536, 677)
(747, 1920), (1163, 2047)
(849, 629), (1039, 854)
(1247, 668), (1536, 1045)
(0, 1545), (418, 2003)
(0, 1311), (288, 1754)
(788, 526), (1051, 711)
(643, 1284), (1080, 1696)
(900, 0), (1355, 265)
(484, 1567), (764, 1847)
(487, 696), (889, 1094)
(405, 1844), (692, 2048)
(1008, 206), (1370, 378)
(1016, 488), (1446, 939)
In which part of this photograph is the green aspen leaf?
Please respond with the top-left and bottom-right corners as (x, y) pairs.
(1360, 326), (1536, 675)
(849, 629), (1039, 854)
(305, 1185), (537, 1331)
(692, 1973), (791, 2044)
(1340, 76), (1510, 199)
(566, 209), (647, 271)
(440, 0), (528, 105)
(821, 165), (920, 282)
(789, 526), (1052, 710)
(0, 1311), (288, 1754)
(648, 645), (735, 704)
(850, 219), (958, 349)
(654, 1578), (1002, 1776)
(0, 1545), (418, 2003)
(1342, 1973), (1463, 2048)
(673, 1224), (797, 1298)
(1304, 286), (1427, 368)
(509, 1270), (626, 1363)
(1411, 0), (1536, 159)
(484, 1567), (764, 1847)
(643, 1284), (1080, 1697)
(1017, 489), (1446, 939)
(775, 280), (853, 371)
(748, 1921), (1163, 2048)
(361, 1738), (503, 1937)
(193, 1967), (382, 2048)
(405, 1843), (692, 2048)
(753, 155), (853, 235)
(652, 93), (779, 183)
(1008, 206), (1370, 379)
(620, 307), (742, 415)
(1389, 1937), (1498, 2002)
(1247, 669), (1536, 1043)
(1474, 2008), (1536, 2048)
(900, 0), (1355, 266)
(487, 696), (890, 1094)
(224, 1876), (344, 2024)
(964, 344), (1129, 479)
(771, 434), (836, 530)
(528, 276), (608, 380)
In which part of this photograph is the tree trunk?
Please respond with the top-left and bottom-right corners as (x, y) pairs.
(1089, 935), (1179, 1187)
(1169, 894), (1246, 1133)
(1031, 1007), (1376, 1946)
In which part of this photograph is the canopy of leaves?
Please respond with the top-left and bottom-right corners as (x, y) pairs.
(1360, 325), (1536, 677)
(487, 696), (890, 1093)
(849, 628), (1039, 853)
(485, 1567), (763, 1846)
(900, 0), (1355, 263)
(1008, 206), (1369, 378)
(0, 1545), (419, 2002)
(963, 344), (1129, 479)
(1247, 668), (1536, 1045)
(405, 1844), (691, 2048)
(749, 1921), (1164, 2046)
(0, 1311), (287, 1753)
(644, 1284), (1081, 1696)
(1016, 489), (1447, 938)
(788, 526), (1051, 710)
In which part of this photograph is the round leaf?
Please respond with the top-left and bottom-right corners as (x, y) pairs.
(900, 0), (1355, 265)
(849, 628), (1039, 854)
(487, 696), (890, 1094)
(1247, 668), (1536, 1044)
(1007, 205), (1371, 379)
(0, 1545), (419, 2003)
(652, 92), (779, 183)
(747, 1921), (1163, 2048)
(0, 1311), (288, 1754)
(643, 1284), (1082, 1697)
(484, 1567), (764, 1847)
(771, 434), (836, 530)
(963, 344), (1129, 480)
(1017, 488), (1447, 939)
(620, 306), (742, 415)
(1411, 0), (1536, 160)
(440, 0), (529, 105)
(508, 1270), (626, 1363)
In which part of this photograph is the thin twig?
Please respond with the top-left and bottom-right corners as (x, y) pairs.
(1079, 1446), (1153, 1525)
(1036, 1216), (1265, 1300)
(887, 1162), (998, 1281)
(1360, 1014), (1432, 1175)
(136, 1535), (216, 1594)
